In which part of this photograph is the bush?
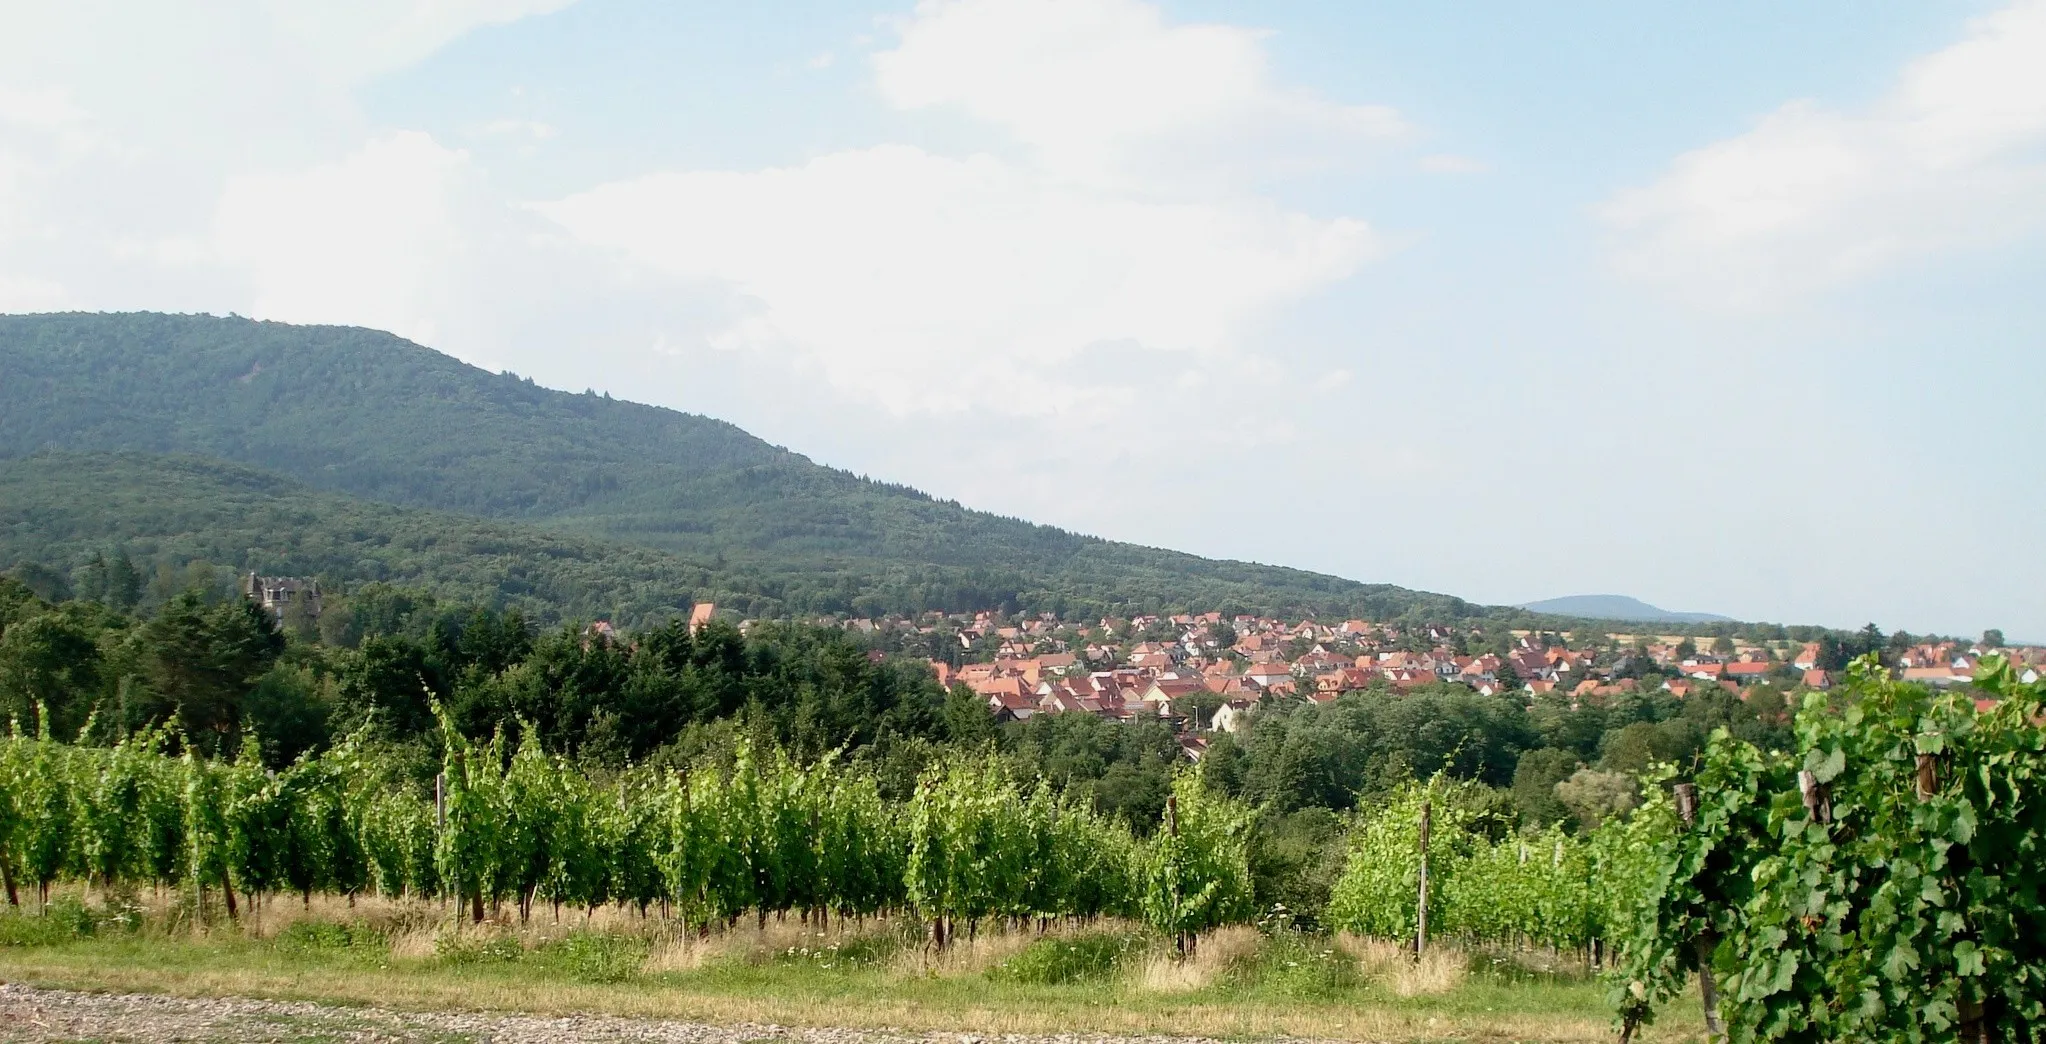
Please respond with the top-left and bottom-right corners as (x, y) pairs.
(1241, 930), (1357, 998)
(773, 927), (907, 970)
(0, 897), (99, 947)
(274, 919), (389, 961)
(277, 920), (356, 951)
(991, 932), (1143, 985)
(435, 930), (524, 965)
(532, 932), (647, 984)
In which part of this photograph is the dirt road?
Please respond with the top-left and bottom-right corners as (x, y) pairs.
(0, 984), (1322, 1044)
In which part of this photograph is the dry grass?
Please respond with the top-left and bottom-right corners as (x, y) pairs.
(1337, 935), (1470, 996)
(388, 926), (440, 961)
(1135, 924), (1262, 993)
(890, 925), (1035, 978)
(0, 886), (1661, 1042)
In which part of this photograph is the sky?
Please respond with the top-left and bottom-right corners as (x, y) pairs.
(2, 0), (2041, 640)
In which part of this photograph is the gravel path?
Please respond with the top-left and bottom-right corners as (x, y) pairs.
(0, 985), (1310, 1044)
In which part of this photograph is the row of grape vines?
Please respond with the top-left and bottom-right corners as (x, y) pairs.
(1607, 657), (2044, 1044)
(1323, 778), (1657, 958)
(0, 706), (1257, 947)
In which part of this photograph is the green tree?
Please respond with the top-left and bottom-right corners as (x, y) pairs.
(0, 612), (103, 738)
(136, 593), (284, 749)
(941, 683), (996, 747)
(1510, 747), (1579, 827)
(1554, 767), (1638, 832)
(5, 563), (71, 603)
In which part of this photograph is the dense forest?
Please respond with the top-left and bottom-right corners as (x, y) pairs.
(0, 312), (1484, 622)
(0, 452), (837, 624)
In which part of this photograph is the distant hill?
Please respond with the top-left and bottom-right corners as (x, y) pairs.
(1517, 594), (1731, 625)
(0, 312), (1480, 621)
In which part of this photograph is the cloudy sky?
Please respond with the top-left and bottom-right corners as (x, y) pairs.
(3, 0), (2041, 639)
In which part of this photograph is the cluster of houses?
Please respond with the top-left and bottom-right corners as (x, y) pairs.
(801, 610), (2041, 743)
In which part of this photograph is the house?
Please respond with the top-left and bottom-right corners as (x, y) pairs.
(243, 573), (321, 622)
(1244, 663), (1295, 689)
(985, 688), (1037, 722)
(1142, 676), (1207, 709)
(1792, 642), (1823, 671)
(1725, 661), (1772, 683)
(689, 602), (718, 634)
(1204, 698), (1253, 733)
(1902, 666), (1965, 687)
(1802, 669), (1832, 689)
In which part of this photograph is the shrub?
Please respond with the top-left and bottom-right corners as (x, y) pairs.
(0, 897), (99, 947)
(277, 920), (358, 952)
(532, 932), (648, 984)
(1242, 930), (1357, 998)
(991, 932), (1143, 985)
(435, 930), (524, 965)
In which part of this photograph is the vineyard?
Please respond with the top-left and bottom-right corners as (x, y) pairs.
(0, 705), (1261, 950)
(2, 659), (2041, 1044)
(0, 708), (1646, 959)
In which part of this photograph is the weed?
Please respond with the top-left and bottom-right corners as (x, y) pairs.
(532, 932), (648, 984)
(1239, 929), (1359, 999)
(0, 895), (103, 946)
(435, 929), (524, 965)
(989, 931), (1143, 985)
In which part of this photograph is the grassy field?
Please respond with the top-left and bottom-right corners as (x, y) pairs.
(0, 894), (1704, 1043)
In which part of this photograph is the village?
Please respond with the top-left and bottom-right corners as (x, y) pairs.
(763, 609), (2046, 747)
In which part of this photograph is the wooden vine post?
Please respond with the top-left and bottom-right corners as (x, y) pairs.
(1917, 752), (1990, 1044)
(1166, 792), (1187, 957)
(1674, 782), (1725, 1042)
(1415, 799), (1431, 959)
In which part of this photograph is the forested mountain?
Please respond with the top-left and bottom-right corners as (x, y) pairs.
(0, 452), (781, 625)
(0, 312), (1472, 620)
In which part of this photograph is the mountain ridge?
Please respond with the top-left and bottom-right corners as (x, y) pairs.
(0, 312), (1481, 621)
(1516, 594), (1731, 625)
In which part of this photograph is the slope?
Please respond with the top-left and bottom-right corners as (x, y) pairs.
(0, 451), (790, 624)
(0, 313), (1479, 619)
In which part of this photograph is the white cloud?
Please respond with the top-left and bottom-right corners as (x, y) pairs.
(540, 0), (1390, 415)
(0, 3), (580, 325)
(874, 0), (1404, 190)
(212, 133), (476, 346)
(539, 145), (1375, 413)
(0, 275), (66, 312)
(1601, 0), (2046, 308)
(476, 119), (559, 141)
(0, 85), (88, 131)
(1419, 153), (1485, 175)
(254, 0), (582, 86)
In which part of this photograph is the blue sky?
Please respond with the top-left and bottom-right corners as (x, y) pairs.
(2, 1), (2040, 638)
